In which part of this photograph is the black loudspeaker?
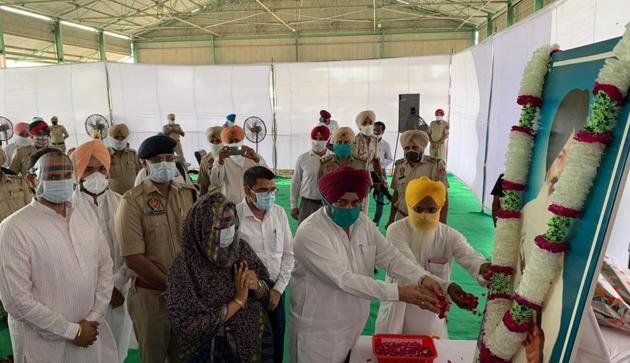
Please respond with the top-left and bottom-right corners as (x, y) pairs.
(398, 94), (422, 132)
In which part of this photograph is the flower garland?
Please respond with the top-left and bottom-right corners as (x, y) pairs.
(479, 44), (558, 357)
(481, 24), (630, 362)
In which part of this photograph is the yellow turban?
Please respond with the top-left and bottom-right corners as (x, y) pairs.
(400, 130), (429, 149)
(70, 139), (111, 183)
(205, 126), (223, 143)
(220, 125), (245, 143)
(331, 127), (355, 143)
(406, 176), (446, 211)
(109, 123), (129, 138)
(355, 110), (376, 127)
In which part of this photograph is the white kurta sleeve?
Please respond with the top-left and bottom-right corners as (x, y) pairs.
(273, 208), (294, 294)
(0, 226), (80, 340)
(290, 155), (303, 209)
(85, 228), (114, 322)
(372, 222), (427, 286)
(210, 161), (226, 188)
(294, 226), (400, 302)
(448, 227), (488, 284)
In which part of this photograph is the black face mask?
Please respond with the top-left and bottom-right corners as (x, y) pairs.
(405, 151), (422, 163)
(52, 121), (58, 125)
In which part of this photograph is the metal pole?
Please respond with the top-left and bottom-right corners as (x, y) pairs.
(0, 14), (5, 68)
(507, 0), (514, 27)
(480, 42), (495, 212)
(534, 0), (543, 11)
(211, 35), (217, 64)
(486, 14), (493, 37)
(379, 28), (385, 58)
(132, 40), (139, 63)
(98, 30), (107, 61)
(270, 63), (278, 173)
(54, 20), (64, 63)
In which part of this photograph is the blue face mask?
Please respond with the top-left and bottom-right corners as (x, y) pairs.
(254, 191), (276, 210)
(39, 179), (75, 204)
(219, 225), (236, 248)
(334, 143), (352, 158)
(322, 197), (361, 228)
(149, 161), (178, 183)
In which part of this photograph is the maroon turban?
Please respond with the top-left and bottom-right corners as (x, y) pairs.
(29, 120), (49, 136)
(318, 167), (370, 203)
(320, 110), (331, 120)
(311, 125), (331, 140)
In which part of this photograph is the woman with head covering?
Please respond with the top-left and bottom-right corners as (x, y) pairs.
(199, 126), (224, 196)
(107, 123), (143, 195)
(70, 139), (133, 362)
(166, 192), (274, 362)
(3, 122), (32, 168)
(376, 176), (489, 337)
(210, 125), (267, 203)
(387, 130), (449, 226)
(289, 167), (445, 363)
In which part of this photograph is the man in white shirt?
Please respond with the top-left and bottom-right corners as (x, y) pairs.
(70, 139), (133, 363)
(289, 166), (445, 363)
(371, 121), (394, 226)
(236, 165), (294, 363)
(0, 147), (117, 363)
(319, 109), (339, 134)
(376, 176), (489, 338)
(290, 125), (332, 224)
(211, 125), (267, 203)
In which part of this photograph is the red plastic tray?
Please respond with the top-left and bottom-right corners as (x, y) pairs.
(372, 334), (438, 363)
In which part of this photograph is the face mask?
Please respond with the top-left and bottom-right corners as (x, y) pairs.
(334, 143), (352, 158)
(408, 210), (441, 231)
(15, 136), (33, 147)
(405, 151), (422, 163)
(168, 119), (175, 124)
(39, 179), (75, 204)
(312, 140), (328, 153)
(359, 125), (374, 136)
(253, 191), (275, 210)
(219, 225), (236, 248)
(436, 116), (444, 121)
(323, 197), (361, 228)
(209, 143), (223, 156)
(111, 138), (128, 151)
(34, 135), (49, 148)
(82, 172), (109, 195)
(52, 121), (58, 126)
(149, 161), (178, 183)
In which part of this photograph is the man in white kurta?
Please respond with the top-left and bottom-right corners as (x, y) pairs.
(0, 148), (117, 363)
(376, 176), (489, 338)
(210, 125), (267, 203)
(70, 139), (133, 363)
(289, 167), (445, 363)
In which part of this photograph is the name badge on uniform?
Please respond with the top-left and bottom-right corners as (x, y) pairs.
(147, 196), (166, 215)
(399, 167), (406, 179)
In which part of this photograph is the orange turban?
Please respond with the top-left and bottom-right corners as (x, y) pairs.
(220, 125), (245, 143)
(406, 176), (447, 210)
(70, 139), (111, 183)
(14, 122), (30, 135)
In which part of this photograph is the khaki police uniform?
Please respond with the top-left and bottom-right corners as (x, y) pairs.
(198, 153), (220, 196)
(352, 133), (380, 166)
(163, 123), (186, 163)
(116, 179), (196, 363)
(50, 125), (69, 153)
(429, 120), (449, 160)
(391, 155), (448, 220)
(108, 147), (142, 195)
(10, 145), (38, 176)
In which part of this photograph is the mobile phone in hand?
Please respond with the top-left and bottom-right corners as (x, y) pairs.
(228, 146), (243, 155)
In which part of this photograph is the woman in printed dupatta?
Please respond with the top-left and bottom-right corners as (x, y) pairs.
(166, 192), (274, 362)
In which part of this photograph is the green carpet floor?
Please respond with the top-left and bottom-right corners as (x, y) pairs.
(0, 173), (494, 362)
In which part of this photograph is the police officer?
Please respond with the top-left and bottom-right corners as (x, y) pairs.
(115, 134), (196, 363)
(49, 116), (69, 153)
(162, 113), (187, 165)
(319, 127), (365, 178)
(387, 130), (448, 227)
(108, 123), (142, 195)
(10, 119), (51, 176)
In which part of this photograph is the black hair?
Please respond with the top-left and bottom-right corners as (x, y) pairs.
(546, 89), (590, 171)
(243, 166), (275, 187)
(29, 147), (67, 171)
(374, 121), (386, 130)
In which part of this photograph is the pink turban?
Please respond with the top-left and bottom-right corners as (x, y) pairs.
(14, 122), (30, 135)
(70, 139), (111, 183)
(318, 167), (370, 203)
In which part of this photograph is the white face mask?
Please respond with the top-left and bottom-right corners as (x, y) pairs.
(219, 225), (236, 248)
(208, 143), (223, 157)
(359, 125), (374, 136)
(82, 172), (109, 195)
(110, 138), (128, 151)
(312, 140), (328, 153)
(436, 116), (444, 121)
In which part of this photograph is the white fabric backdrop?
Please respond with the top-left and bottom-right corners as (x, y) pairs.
(107, 63), (272, 166)
(274, 55), (451, 170)
(0, 62), (109, 148)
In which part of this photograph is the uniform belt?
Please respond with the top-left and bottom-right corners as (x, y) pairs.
(52, 142), (65, 145)
(301, 197), (322, 203)
(135, 278), (160, 291)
